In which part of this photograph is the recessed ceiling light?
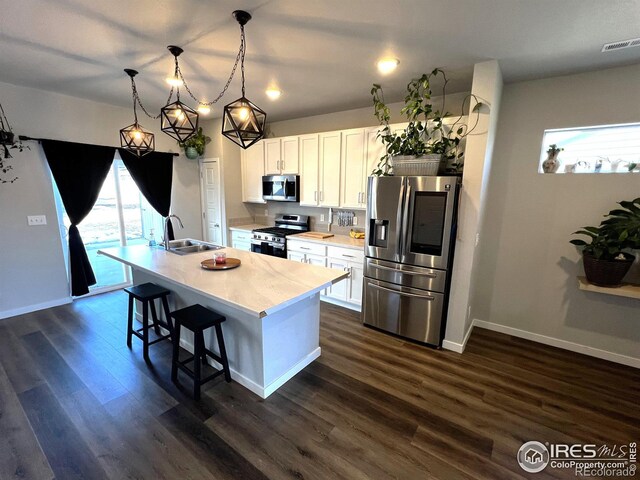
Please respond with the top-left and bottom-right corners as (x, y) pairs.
(377, 58), (399, 75)
(197, 105), (211, 115)
(165, 75), (182, 87)
(265, 88), (282, 100)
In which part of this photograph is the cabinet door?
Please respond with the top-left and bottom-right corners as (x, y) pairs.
(281, 136), (299, 174)
(232, 240), (251, 251)
(264, 138), (281, 174)
(319, 131), (341, 207)
(326, 258), (348, 300)
(287, 251), (306, 263)
(340, 128), (366, 209)
(241, 141), (266, 203)
(299, 134), (319, 206)
(365, 127), (385, 194)
(306, 253), (326, 268)
(347, 262), (363, 305)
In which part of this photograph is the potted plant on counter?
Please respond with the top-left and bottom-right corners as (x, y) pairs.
(178, 127), (211, 160)
(570, 198), (640, 286)
(370, 68), (482, 176)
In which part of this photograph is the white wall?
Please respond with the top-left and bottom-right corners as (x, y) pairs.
(0, 80), (201, 318)
(443, 60), (503, 350)
(474, 63), (640, 365)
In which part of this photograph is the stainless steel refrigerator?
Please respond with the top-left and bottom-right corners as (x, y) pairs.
(363, 175), (460, 347)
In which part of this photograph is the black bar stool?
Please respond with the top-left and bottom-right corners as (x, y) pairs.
(124, 282), (173, 362)
(170, 304), (231, 400)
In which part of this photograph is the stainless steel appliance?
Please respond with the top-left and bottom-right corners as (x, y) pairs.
(363, 175), (460, 347)
(262, 175), (300, 202)
(251, 214), (309, 258)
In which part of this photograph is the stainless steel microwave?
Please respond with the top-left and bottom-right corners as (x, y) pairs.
(262, 175), (300, 202)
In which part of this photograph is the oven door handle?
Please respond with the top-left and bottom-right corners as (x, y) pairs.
(369, 283), (435, 300)
(370, 263), (437, 277)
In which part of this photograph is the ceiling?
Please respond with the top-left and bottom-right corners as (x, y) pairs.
(1, 0), (639, 122)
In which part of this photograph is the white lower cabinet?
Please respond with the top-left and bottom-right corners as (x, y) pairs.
(288, 239), (362, 310)
(231, 230), (252, 251)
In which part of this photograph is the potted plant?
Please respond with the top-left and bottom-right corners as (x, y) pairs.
(178, 127), (211, 160)
(542, 144), (563, 173)
(370, 68), (482, 176)
(570, 198), (640, 286)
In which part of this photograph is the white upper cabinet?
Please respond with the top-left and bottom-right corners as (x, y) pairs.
(340, 128), (366, 209)
(241, 141), (266, 204)
(264, 137), (299, 175)
(299, 134), (320, 206)
(319, 131), (341, 207)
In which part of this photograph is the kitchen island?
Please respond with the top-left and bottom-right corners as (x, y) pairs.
(98, 244), (348, 398)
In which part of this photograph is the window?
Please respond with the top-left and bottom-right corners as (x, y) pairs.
(52, 155), (164, 294)
(540, 122), (640, 173)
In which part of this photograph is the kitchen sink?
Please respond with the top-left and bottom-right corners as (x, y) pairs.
(171, 244), (222, 255)
(162, 238), (224, 255)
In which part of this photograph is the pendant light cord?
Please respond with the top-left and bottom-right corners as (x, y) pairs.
(178, 24), (245, 106)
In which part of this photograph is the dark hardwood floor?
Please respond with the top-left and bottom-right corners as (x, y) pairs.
(0, 291), (638, 479)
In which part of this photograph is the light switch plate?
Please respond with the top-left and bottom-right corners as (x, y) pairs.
(320, 214), (325, 222)
(28, 215), (47, 226)
(353, 216), (358, 226)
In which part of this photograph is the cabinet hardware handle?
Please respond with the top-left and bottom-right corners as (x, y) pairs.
(358, 192), (362, 203)
(342, 254), (355, 258)
(320, 191), (324, 201)
(314, 191), (317, 202)
(300, 247), (310, 250)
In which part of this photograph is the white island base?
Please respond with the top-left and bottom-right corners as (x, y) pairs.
(99, 245), (346, 399)
(134, 269), (320, 399)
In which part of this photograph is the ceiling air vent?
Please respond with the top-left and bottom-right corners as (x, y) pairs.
(601, 37), (640, 52)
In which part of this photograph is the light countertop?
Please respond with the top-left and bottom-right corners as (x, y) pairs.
(98, 245), (347, 318)
(229, 224), (266, 233)
(288, 233), (365, 251)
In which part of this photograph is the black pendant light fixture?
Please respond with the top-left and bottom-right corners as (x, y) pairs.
(222, 10), (267, 149)
(120, 69), (155, 157)
(160, 46), (199, 143)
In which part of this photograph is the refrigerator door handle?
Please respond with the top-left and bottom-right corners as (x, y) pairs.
(369, 283), (435, 300)
(396, 180), (406, 255)
(370, 263), (437, 277)
(401, 183), (412, 255)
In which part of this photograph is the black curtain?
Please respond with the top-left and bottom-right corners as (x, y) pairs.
(43, 140), (116, 296)
(118, 149), (175, 241)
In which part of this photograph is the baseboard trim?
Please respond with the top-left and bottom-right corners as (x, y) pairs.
(473, 319), (640, 369)
(263, 347), (321, 398)
(136, 312), (321, 398)
(0, 297), (72, 320)
(442, 322), (475, 353)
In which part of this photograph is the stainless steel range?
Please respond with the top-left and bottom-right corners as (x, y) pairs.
(251, 214), (309, 258)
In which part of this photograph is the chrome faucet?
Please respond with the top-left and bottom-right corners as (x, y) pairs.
(164, 214), (184, 250)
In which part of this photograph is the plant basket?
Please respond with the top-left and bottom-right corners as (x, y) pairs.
(582, 252), (635, 287)
(185, 146), (199, 160)
(391, 154), (441, 176)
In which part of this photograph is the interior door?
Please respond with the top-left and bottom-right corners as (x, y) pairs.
(200, 160), (223, 245)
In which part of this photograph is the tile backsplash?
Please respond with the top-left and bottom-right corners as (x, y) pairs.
(246, 202), (366, 236)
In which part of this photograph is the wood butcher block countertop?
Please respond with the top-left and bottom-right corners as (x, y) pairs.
(98, 245), (347, 318)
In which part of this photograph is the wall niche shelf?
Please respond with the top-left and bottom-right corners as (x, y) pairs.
(577, 276), (640, 300)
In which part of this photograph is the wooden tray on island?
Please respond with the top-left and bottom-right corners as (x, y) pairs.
(201, 258), (241, 270)
(295, 232), (334, 239)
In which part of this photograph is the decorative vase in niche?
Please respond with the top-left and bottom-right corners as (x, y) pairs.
(542, 152), (560, 173)
(185, 147), (199, 160)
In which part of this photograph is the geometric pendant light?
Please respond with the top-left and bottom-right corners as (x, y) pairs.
(160, 46), (199, 143)
(119, 69), (155, 157)
(222, 10), (267, 149)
